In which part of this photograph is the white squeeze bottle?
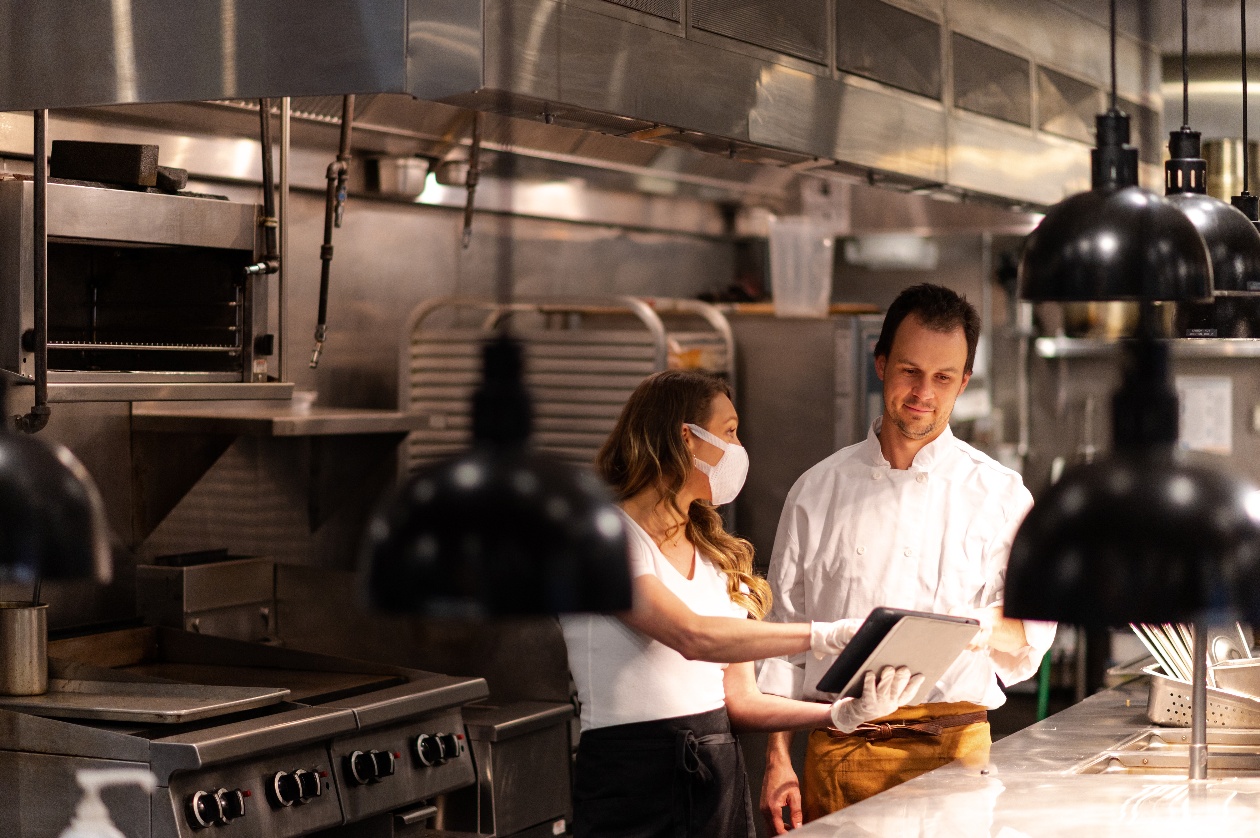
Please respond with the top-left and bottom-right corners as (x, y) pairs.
(59, 769), (157, 838)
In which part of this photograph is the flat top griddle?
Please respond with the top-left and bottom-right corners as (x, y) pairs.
(120, 662), (402, 704)
(0, 678), (289, 723)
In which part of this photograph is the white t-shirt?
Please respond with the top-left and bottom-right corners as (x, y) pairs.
(560, 509), (750, 732)
(757, 419), (1056, 708)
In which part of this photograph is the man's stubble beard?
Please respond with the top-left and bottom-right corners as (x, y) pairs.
(890, 411), (938, 441)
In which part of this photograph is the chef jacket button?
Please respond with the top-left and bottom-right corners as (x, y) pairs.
(856, 546), (866, 555)
(903, 548), (913, 557)
(871, 470), (881, 480)
(916, 473), (928, 483)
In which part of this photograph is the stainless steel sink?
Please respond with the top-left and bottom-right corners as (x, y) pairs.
(1076, 729), (1260, 776)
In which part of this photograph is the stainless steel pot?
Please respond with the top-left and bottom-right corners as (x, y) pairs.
(0, 602), (47, 695)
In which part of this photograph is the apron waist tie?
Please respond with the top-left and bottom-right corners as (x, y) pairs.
(674, 730), (734, 838)
(826, 709), (989, 741)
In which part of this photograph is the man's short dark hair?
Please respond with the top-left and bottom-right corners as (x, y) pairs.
(873, 283), (981, 373)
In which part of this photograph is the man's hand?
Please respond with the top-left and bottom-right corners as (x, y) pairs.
(760, 751), (802, 833)
(965, 605), (1028, 654)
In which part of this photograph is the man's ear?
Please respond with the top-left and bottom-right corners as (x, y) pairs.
(874, 354), (887, 382)
(958, 370), (972, 394)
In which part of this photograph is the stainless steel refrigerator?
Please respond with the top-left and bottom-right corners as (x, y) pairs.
(728, 311), (886, 570)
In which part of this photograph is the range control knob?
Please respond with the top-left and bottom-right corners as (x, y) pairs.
(187, 789), (224, 829)
(216, 788), (247, 822)
(347, 750), (376, 785)
(272, 771), (301, 807)
(415, 734), (443, 767)
(273, 769), (325, 806)
(296, 768), (323, 800)
(371, 750), (396, 779)
(437, 733), (463, 761)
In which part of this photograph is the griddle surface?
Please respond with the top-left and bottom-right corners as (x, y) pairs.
(119, 663), (402, 703)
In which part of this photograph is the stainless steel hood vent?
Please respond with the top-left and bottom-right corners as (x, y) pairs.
(0, 0), (1164, 209)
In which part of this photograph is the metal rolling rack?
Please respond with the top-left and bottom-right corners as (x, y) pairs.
(400, 295), (735, 473)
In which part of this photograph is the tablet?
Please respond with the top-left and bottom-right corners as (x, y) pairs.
(814, 607), (981, 705)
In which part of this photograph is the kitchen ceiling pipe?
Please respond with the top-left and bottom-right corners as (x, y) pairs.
(14, 110), (50, 435)
(310, 94), (354, 370)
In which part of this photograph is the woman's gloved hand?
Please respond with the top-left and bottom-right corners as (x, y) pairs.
(828, 666), (925, 733)
(809, 618), (865, 659)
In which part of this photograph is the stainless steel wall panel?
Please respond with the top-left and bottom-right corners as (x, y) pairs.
(0, 0), (409, 111)
(947, 0), (1155, 106)
(559, 6), (757, 141)
(406, 0), (485, 102)
(948, 116), (1090, 205)
(601, 0), (682, 22)
(748, 68), (948, 183)
(836, 0), (942, 100)
(691, 0), (829, 66)
(952, 34), (1032, 127)
(485, 0), (562, 102)
(1038, 67), (1104, 145)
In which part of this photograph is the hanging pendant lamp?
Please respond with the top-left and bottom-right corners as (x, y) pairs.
(1006, 0), (1260, 630)
(360, 4), (630, 617)
(0, 376), (111, 585)
(1018, 1), (1210, 302)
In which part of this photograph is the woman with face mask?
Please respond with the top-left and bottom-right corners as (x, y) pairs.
(560, 370), (924, 838)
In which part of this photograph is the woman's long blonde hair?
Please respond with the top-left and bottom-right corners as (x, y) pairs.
(595, 370), (772, 619)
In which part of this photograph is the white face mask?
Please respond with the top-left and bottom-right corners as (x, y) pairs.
(685, 423), (749, 505)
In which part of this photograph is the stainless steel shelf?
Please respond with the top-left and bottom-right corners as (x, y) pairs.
(44, 380), (294, 402)
(131, 402), (426, 437)
(1035, 336), (1260, 359)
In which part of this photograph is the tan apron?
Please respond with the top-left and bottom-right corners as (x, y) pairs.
(803, 701), (991, 820)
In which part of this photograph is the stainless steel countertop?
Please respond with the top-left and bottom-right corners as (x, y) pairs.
(790, 678), (1260, 837)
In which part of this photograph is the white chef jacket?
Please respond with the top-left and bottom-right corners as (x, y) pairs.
(757, 419), (1056, 709)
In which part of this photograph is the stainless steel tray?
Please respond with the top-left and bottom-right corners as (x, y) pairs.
(1146, 665), (1260, 728)
(0, 678), (290, 723)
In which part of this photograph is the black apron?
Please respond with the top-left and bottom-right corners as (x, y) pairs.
(572, 707), (756, 838)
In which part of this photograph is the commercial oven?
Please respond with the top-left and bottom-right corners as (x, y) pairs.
(0, 178), (283, 399)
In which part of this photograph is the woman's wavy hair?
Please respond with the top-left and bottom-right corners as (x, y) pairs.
(595, 370), (771, 619)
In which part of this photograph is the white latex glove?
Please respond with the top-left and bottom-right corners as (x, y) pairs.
(828, 665), (926, 733)
(809, 618), (865, 659)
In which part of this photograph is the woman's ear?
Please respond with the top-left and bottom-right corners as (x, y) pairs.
(681, 423), (703, 455)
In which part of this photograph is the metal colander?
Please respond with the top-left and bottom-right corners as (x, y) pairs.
(1146, 665), (1260, 728)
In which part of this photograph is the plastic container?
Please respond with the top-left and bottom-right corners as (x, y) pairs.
(769, 216), (834, 318)
(0, 602), (47, 695)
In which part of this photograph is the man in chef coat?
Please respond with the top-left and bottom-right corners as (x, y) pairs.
(756, 283), (1055, 832)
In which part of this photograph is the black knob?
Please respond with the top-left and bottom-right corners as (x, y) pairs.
(437, 733), (462, 761)
(187, 790), (223, 829)
(296, 768), (323, 801)
(216, 788), (246, 822)
(347, 750), (377, 785)
(272, 771), (300, 807)
(371, 750), (396, 779)
(415, 734), (443, 767)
